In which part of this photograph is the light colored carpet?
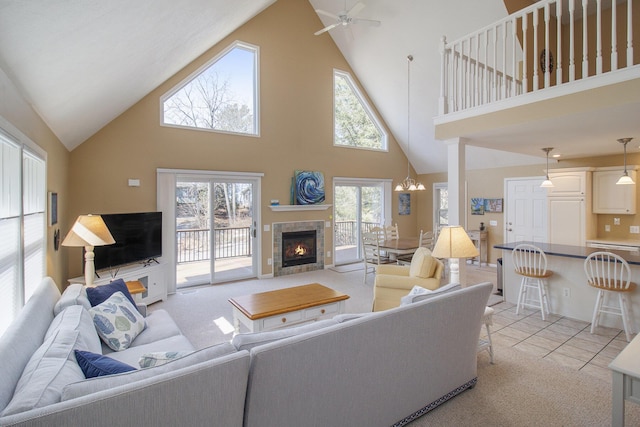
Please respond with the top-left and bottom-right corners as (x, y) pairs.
(149, 267), (639, 426)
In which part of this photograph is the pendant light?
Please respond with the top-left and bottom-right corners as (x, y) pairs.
(540, 147), (555, 188)
(395, 55), (425, 192)
(616, 137), (635, 185)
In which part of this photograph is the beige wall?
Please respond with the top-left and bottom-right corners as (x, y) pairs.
(66, 0), (417, 279)
(417, 151), (640, 264)
(0, 69), (71, 288)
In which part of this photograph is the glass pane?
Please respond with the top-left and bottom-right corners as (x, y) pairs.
(176, 181), (211, 287)
(0, 217), (20, 336)
(23, 212), (44, 301)
(334, 73), (383, 150)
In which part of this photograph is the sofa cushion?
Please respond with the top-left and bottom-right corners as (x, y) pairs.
(61, 342), (236, 401)
(46, 304), (102, 354)
(125, 309), (183, 347)
(138, 351), (194, 368)
(74, 350), (136, 378)
(1, 329), (85, 416)
(400, 283), (462, 305)
(231, 319), (339, 351)
(53, 284), (92, 315)
(409, 248), (437, 279)
(86, 278), (137, 310)
(89, 292), (147, 351)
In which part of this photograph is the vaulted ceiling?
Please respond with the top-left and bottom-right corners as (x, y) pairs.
(0, 0), (636, 174)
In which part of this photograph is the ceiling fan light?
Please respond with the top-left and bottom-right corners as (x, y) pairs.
(540, 179), (554, 188)
(616, 174), (635, 185)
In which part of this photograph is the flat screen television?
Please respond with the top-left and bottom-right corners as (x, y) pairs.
(92, 212), (162, 272)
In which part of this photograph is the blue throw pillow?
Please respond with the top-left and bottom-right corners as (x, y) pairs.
(86, 278), (137, 309)
(74, 350), (136, 378)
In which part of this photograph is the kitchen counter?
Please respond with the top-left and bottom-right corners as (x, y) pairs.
(495, 241), (640, 329)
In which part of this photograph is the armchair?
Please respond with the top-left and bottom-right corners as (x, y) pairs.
(372, 247), (444, 311)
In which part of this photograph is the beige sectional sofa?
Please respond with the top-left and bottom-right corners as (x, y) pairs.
(0, 277), (492, 427)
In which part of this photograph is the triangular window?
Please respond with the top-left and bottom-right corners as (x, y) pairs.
(334, 70), (386, 151)
(162, 41), (259, 136)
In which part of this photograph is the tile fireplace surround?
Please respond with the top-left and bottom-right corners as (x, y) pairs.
(273, 221), (324, 277)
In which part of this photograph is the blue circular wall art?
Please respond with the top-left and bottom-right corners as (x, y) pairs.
(295, 171), (325, 205)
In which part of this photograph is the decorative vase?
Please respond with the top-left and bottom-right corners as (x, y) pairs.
(479, 222), (485, 231)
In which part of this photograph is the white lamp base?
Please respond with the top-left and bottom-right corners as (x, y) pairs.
(449, 258), (460, 284)
(84, 245), (96, 287)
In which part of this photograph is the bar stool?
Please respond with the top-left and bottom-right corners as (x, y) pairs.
(584, 251), (636, 342)
(512, 243), (553, 320)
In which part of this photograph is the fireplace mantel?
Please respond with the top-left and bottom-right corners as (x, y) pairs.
(269, 204), (332, 212)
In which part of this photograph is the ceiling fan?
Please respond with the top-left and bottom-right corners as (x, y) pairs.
(314, 2), (381, 36)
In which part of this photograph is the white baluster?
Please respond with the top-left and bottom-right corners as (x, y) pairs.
(627, 0), (634, 67)
(484, 28), (490, 104)
(582, 0), (589, 78)
(611, 0), (618, 71)
(475, 33), (480, 107)
(569, 0), (576, 81)
(493, 25), (498, 100)
(512, 17), (517, 96)
(544, 3), (551, 88)
(556, 0), (563, 83)
(522, 14), (528, 93)
(439, 36), (448, 115)
(502, 21), (507, 99)
(596, 0), (603, 74)
(533, 8), (539, 91)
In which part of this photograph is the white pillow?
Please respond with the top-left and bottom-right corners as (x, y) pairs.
(138, 351), (194, 368)
(89, 292), (146, 351)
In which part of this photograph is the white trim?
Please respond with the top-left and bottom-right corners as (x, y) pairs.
(160, 40), (260, 137)
(157, 168), (264, 178)
(270, 204), (332, 211)
(333, 69), (388, 152)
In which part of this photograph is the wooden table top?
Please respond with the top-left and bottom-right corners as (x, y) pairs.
(228, 283), (350, 320)
(125, 280), (146, 295)
(379, 237), (419, 250)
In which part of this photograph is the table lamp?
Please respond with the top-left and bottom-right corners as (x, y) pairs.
(62, 214), (115, 286)
(431, 225), (479, 284)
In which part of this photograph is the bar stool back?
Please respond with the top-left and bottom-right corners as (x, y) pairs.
(584, 251), (636, 342)
(512, 243), (553, 320)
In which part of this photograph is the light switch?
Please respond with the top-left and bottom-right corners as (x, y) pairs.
(489, 220), (498, 227)
(264, 224), (270, 232)
(128, 179), (140, 187)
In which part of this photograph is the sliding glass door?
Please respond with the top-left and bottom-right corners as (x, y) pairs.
(333, 178), (391, 266)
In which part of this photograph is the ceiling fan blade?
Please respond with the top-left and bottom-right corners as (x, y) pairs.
(352, 18), (381, 27)
(314, 23), (340, 36)
(315, 9), (339, 20)
(347, 2), (366, 18)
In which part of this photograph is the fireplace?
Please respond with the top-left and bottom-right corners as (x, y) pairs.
(282, 230), (317, 267)
(273, 221), (324, 276)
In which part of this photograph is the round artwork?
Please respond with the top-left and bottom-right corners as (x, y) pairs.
(295, 171), (325, 205)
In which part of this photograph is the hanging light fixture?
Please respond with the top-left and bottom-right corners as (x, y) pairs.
(395, 55), (425, 192)
(540, 147), (555, 188)
(616, 137), (635, 185)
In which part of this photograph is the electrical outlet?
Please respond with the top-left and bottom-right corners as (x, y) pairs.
(267, 258), (272, 265)
(631, 226), (640, 234)
(614, 218), (621, 225)
(264, 224), (270, 232)
(605, 224), (611, 232)
(489, 220), (498, 227)
(563, 288), (570, 297)
(327, 251), (331, 258)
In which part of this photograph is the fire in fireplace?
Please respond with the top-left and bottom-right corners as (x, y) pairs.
(282, 230), (317, 268)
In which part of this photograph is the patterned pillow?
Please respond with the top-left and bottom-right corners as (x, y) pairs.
(138, 351), (194, 368)
(89, 292), (146, 351)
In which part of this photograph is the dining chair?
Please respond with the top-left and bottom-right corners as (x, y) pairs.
(384, 223), (399, 240)
(419, 230), (435, 250)
(584, 251), (636, 341)
(512, 243), (553, 320)
(361, 231), (391, 284)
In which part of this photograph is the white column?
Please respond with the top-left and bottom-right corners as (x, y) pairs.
(445, 138), (468, 284)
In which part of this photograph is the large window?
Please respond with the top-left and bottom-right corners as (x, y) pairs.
(0, 125), (46, 336)
(333, 70), (387, 151)
(162, 41), (259, 136)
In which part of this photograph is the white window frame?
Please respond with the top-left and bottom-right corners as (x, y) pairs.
(160, 40), (260, 137)
(333, 69), (388, 152)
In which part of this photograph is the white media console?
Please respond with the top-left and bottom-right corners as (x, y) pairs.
(68, 261), (167, 305)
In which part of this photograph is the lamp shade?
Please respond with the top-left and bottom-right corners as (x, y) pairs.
(61, 215), (115, 247)
(431, 226), (479, 259)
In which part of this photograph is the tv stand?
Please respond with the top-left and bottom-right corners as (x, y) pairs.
(142, 258), (160, 267)
(68, 262), (167, 305)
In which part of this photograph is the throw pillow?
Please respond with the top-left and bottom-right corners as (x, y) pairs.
(74, 350), (136, 378)
(89, 291), (147, 351)
(53, 283), (92, 315)
(400, 283), (462, 305)
(86, 278), (137, 309)
(138, 351), (194, 368)
(408, 247), (437, 279)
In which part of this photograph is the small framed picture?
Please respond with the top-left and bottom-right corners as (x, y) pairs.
(398, 193), (411, 215)
(484, 198), (503, 213)
(471, 198), (484, 215)
(48, 192), (58, 226)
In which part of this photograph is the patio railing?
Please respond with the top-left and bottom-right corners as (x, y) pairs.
(177, 227), (252, 263)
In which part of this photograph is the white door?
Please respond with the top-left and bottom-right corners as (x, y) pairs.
(505, 178), (548, 243)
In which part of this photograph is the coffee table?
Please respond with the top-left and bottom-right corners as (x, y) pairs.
(228, 283), (350, 334)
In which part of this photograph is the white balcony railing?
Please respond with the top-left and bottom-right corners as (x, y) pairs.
(439, 0), (637, 116)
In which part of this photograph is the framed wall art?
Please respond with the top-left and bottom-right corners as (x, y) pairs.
(471, 197), (484, 215)
(484, 198), (503, 213)
(398, 193), (411, 215)
(48, 192), (58, 226)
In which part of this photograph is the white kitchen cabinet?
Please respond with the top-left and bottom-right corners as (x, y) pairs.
(592, 169), (637, 214)
(68, 262), (167, 305)
(546, 169), (596, 247)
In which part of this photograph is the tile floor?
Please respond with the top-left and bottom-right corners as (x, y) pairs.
(486, 300), (632, 383)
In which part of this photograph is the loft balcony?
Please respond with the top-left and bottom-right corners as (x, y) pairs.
(434, 0), (640, 156)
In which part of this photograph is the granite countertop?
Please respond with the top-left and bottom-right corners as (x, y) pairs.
(494, 241), (640, 266)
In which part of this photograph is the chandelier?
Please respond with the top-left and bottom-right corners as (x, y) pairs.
(395, 55), (425, 192)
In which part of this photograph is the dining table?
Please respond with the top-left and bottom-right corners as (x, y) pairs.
(378, 237), (420, 260)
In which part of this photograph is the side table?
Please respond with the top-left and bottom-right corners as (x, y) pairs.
(609, 334), (640, 426)
(478, 306), (494, 363)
